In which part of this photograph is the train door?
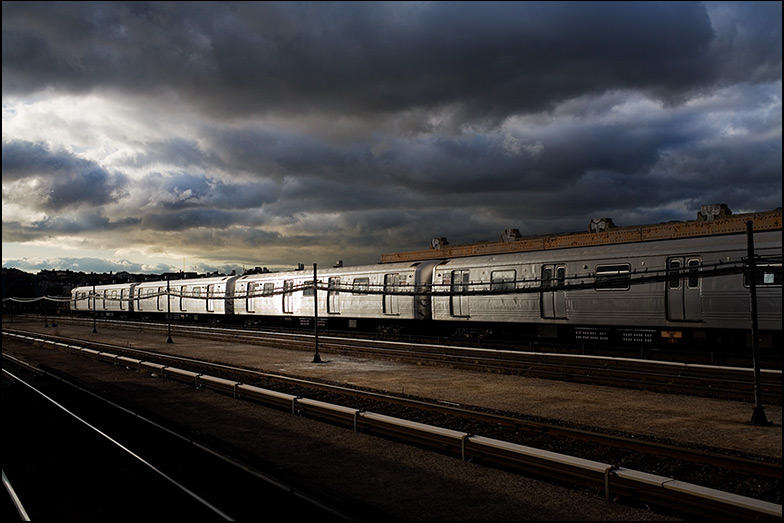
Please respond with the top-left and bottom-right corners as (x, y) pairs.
(450, 270), (470, 317)
(157, 286), (166, 311)
(283, 280), (294, 313)
(383, 273), (401, 315)
(327, 277), (340, 314)
(667, 257), (702, 321)
(541, 264), (566, 319)
(246, 282), (256, 313)
(178, 286), (187, 312)
(206, 284), (215, 312)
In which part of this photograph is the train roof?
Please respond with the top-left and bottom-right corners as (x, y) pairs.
(380, 205), (782, 264)
(235, 259), (439, 281)
(136, 274), (240, 287)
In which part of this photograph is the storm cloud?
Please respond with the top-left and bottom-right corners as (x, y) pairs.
(2, 1), (781, 274)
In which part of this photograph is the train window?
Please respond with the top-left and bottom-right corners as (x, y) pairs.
(687, 259), (700, 289)
(541, 266), (566, 289)
(745, 263), (782, 286)
(352, 277), (370, 295)
(451, 271), (470, 293)
(595, 264), (631, 290)
(491, 270), (516, 292)
(668, 259), (682, 289)
(262, 282), (275, 296)
(542, 267), (553, 288)
(303, 280), (315, 297)
(556, 267), (566, 287)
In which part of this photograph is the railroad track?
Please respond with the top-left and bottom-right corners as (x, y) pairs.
(26, 316), (782, 405)
(3, 329), (781, 520)
(21, 313), (783, 368)
(2, 358), (366, 521)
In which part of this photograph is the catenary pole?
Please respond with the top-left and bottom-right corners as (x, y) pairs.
(746, 220), (769, 426)
(92, 284), (98, 333)
(166, 278), (173, 343)
(312, 263), (322, 363)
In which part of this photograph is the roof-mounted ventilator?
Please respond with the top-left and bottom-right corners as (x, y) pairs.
(500, 229), (522, 243)
(698, 203), (732, 221)
(430, 237), (449, 250)
(588, 218), (616, 232)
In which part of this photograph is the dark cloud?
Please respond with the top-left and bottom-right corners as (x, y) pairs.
(708, 1), (782, 83)
(2, 140), (127, 211)
(3, 2), (774, 122)
(2, 2), (781, 274)
(3, 211), (140, 238)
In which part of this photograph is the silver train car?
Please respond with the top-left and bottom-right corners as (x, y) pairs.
(72, 282), (137, 314)
(136, 275), (240, 317)
(72, 275), (240, 319)
(233, 260), (441, 327)
(71, 207), (781, 349)
(429, 229), (781, 347)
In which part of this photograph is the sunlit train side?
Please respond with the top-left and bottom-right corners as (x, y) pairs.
(430, 229), (782, 347)
(71, 275), (241, 319)
(71, 283), (138, 315)
(233, 260), (441, 328)
(135, 275), (240, 318)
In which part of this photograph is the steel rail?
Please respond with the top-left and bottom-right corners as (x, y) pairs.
(4, 319), (782, 405)
(3, 330), (780, 481)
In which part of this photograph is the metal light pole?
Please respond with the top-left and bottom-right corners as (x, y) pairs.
(746, 221), (769, 426)
(166, 278), (173, 343)
(92, 284), (98, 333)
(312, 263), (322, 363)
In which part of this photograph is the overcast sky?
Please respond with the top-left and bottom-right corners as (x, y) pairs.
(3, 1), (781, 275)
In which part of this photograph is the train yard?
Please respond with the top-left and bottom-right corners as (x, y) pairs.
(3, 316), (781, 521)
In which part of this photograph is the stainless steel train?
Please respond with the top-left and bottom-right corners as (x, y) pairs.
(71, 208), (782, 349)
